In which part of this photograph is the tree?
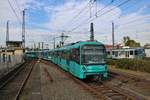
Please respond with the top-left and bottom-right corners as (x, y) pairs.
(123, 36), (141, 47)
(144, 43), (150, 48)
(123, 36), (130, 45)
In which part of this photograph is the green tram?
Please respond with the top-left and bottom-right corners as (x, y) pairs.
(24, 51), (39, 60)
(49, 41), (108, 79)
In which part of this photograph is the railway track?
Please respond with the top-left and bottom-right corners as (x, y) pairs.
(109, 70), (150, 83)
(41, 60), (144, 100)
(0, 61), (36, 100)
(108, 70), (150, 99)
(83, 80), (138, 100)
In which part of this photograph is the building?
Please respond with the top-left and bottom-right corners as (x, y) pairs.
(6, 41), (24, 55)
(104, 44), (145, 59)
(0, 48), (14, 62)
(111, 48), (145, 59)
(6, 41), (23, 48)
(145, 49), (150, 57)
(144, 44), (150, 58)
(105, 44), (123, 58)
(0, 41), (24, 63)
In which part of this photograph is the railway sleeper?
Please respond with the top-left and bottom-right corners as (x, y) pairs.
(109, 95), (127, 100)
(105, 92), (121, 97)
(101, 89), (114, 93)
(90, 85), (110, 90)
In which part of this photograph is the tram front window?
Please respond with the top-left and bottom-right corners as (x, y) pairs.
(82, 45), (106, 65)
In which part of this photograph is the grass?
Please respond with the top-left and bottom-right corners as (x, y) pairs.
(107, 59), (150, 73)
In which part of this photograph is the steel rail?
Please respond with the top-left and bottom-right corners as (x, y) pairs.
(0, 61), (36, 100)
(0, 62), (26, 89)
(14, 61), (36, 100)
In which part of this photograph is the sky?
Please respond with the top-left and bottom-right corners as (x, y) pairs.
(0, 0), (150, 48)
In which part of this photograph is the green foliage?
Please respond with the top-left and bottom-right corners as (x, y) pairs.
(107, 59), (150, 73)
(125, 40), (140, 47)
(123, 36), (130, 44)
(123, 36), (141, 47)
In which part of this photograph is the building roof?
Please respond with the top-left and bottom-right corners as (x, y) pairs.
(112, 47), (144, 51)
(105, 44), (123, 50)
(144, 44), (150, 49)
(6, 41), (22, 43)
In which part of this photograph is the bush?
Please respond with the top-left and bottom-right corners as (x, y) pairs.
(107, 59), (116, 66)
(107, 59), (150, 73)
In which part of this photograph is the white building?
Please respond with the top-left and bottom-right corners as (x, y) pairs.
(145, 48), (150, 57)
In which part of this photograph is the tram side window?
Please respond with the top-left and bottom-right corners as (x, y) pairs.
(59, 51), (62, 58)
(53, 52), (55, 56)
(130, 51), (133, 55)
(49, 52), (52, 56)
(54, 51), (58, 56)
(60, 50), (70, 60)
(71, 48), (80, 63)
(112, 51), (118, 57)
(61, 51), (65, 58)
(112, 51), (114, 55)
(51, 52), (54, 56)
(65, 51), (70, 60)
(107, 51), (110, 55)
(135, 50), (138, 55)
(62, 51), (64, 58)
(58, 51), (62, 57)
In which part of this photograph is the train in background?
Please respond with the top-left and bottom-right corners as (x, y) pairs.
(106, 47), (145, 59)
(24, 41), (108, 80)
(24, 51), (38, 60)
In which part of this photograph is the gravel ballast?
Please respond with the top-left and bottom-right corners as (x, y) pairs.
(40, 62), (98, 100)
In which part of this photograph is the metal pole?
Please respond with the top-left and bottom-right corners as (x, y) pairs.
(34, 42), (36, 50)
(60, 33), (69, 46)
(61, 33), (64, 46)
(42, 42), (44, 50)
(6, 20), (9, 45)
(112, 22), (115, 49)
(90, 22), (94, 41)
(53, 38), (55, 49)
(38, 42), (40, 50)
(22, 9), (25, 50)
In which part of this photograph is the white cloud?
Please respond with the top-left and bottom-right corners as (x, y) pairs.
(0, 0), (150, 48)
(44, 0), (150, 46)
(0, 0), (46, 47)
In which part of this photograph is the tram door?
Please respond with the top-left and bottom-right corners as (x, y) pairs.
(125, 51), (129, 58)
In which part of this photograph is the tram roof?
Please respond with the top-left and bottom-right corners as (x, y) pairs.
(112, 47), (144, 51)
(52, 41), (104, 51)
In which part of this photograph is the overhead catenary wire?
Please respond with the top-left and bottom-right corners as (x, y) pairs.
(117, 15), (150, 28)
(68, 0), (116, 32)
(7, 0), (22, 23)
(96, 0), (115, 15)
(68, 0), (131, 33)
(63, 0), (91, 28)
(105, 0), (146, 29)
(13, 0), (22, 12)
(95, 0), (98, 17)
(63, 0), (97, 32)
(69, 0), (141, 33)
(71, 0), (90, 21)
